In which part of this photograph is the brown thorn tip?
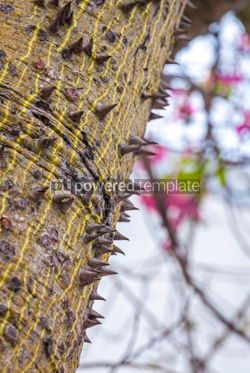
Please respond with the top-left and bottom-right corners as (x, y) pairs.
(30, 186), (48, 201)
(41, 86), (55, 100)
(142, 92), (167, 101)
(68, 110), (84, 123)
(99, 268), (118, 277)
(88, 258), (109, 269)
(149, 112), (164, 120)
(113, 245), (125, 255)
(119, 144), (140, 156)
(93, 238), (113, 246)
(84, 318), (102, 329)
(83, 233), (104, 244)
(79, 268), (101, 286)
(95, 103), (117, 120)
(69, 37), (84, 54)
(121, 200), (139, 212)
(90, 291), (106, 301)
(89, 310), (104, 319)
(152, 99), (168, 110)
(129, 136), (147, 146)
(118, 214), (130, 223)
(134, 149), (156, 157)
(165, 57), (178, 65)
(95, 247), (113, 255)
(95, 55), (111, 65)
(99, 227), (116, 234)
(84, 334), (92, 343)
(86, 223), (106, 234)
(113, 231), (129, 241)
(52, 194), (74, 212)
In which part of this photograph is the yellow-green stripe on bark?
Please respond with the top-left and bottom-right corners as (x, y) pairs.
(0, 1), (186, 372)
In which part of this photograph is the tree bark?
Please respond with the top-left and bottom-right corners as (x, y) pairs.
(0, 0), (187, 372)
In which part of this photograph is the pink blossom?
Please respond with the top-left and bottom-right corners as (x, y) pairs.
(163, 240), (172, 252)
(236, 111), (250, 135)
(172, 88), (188, 97)
(215, 73), (242, 86)
(140, 195), (157, 211)
(166, 194), (200, 230)
(236, 123), (250, 135)
(177, 101), (196, 119)
(239, 33), (250, 53)
(149, 145), (169, 166)
(141, 192), (200, 229)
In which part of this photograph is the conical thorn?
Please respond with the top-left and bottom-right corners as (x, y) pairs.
(121, 200), (139, 212)
(129, 135), (147, 146)
(84, 334), (92, 343)
(30, 186), (49, 202)
(99, 268), (118, 277)
(95, 103), (117, 120)
(90, 291), (106, 301)
(79, 268), (101, 286)
(88, 310), (104, 319)
(52, 194), (74, 213)
(95, 55), (111, 65)
(86, 223), (106, 235)
(69, 37), (84, 54)
(84, 318), (102, 329)
(40, 86), (55, 100)
(113, 245), (125, 255)
(69, 110), (84, 123)
(88, 258), (109, 269)
(113, 231), (129, 241)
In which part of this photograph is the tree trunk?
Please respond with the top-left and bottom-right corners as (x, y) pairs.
(0, 0), (186, 372)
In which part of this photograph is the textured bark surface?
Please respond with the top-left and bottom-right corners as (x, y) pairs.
(0, 1), (186, 372)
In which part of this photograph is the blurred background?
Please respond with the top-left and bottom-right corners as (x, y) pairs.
(78, 10), (250, 373)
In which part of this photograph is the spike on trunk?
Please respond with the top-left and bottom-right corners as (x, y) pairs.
(40, 86), (55, 99)
(90, 292), (106, 301)
(68, 110), (84, 123)
(79, 268), (101, 286)
(95, 103), (117, 120)
(69, 37), (84, 54)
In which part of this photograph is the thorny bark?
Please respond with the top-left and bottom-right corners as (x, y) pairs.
(0, 0), (187, 372)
